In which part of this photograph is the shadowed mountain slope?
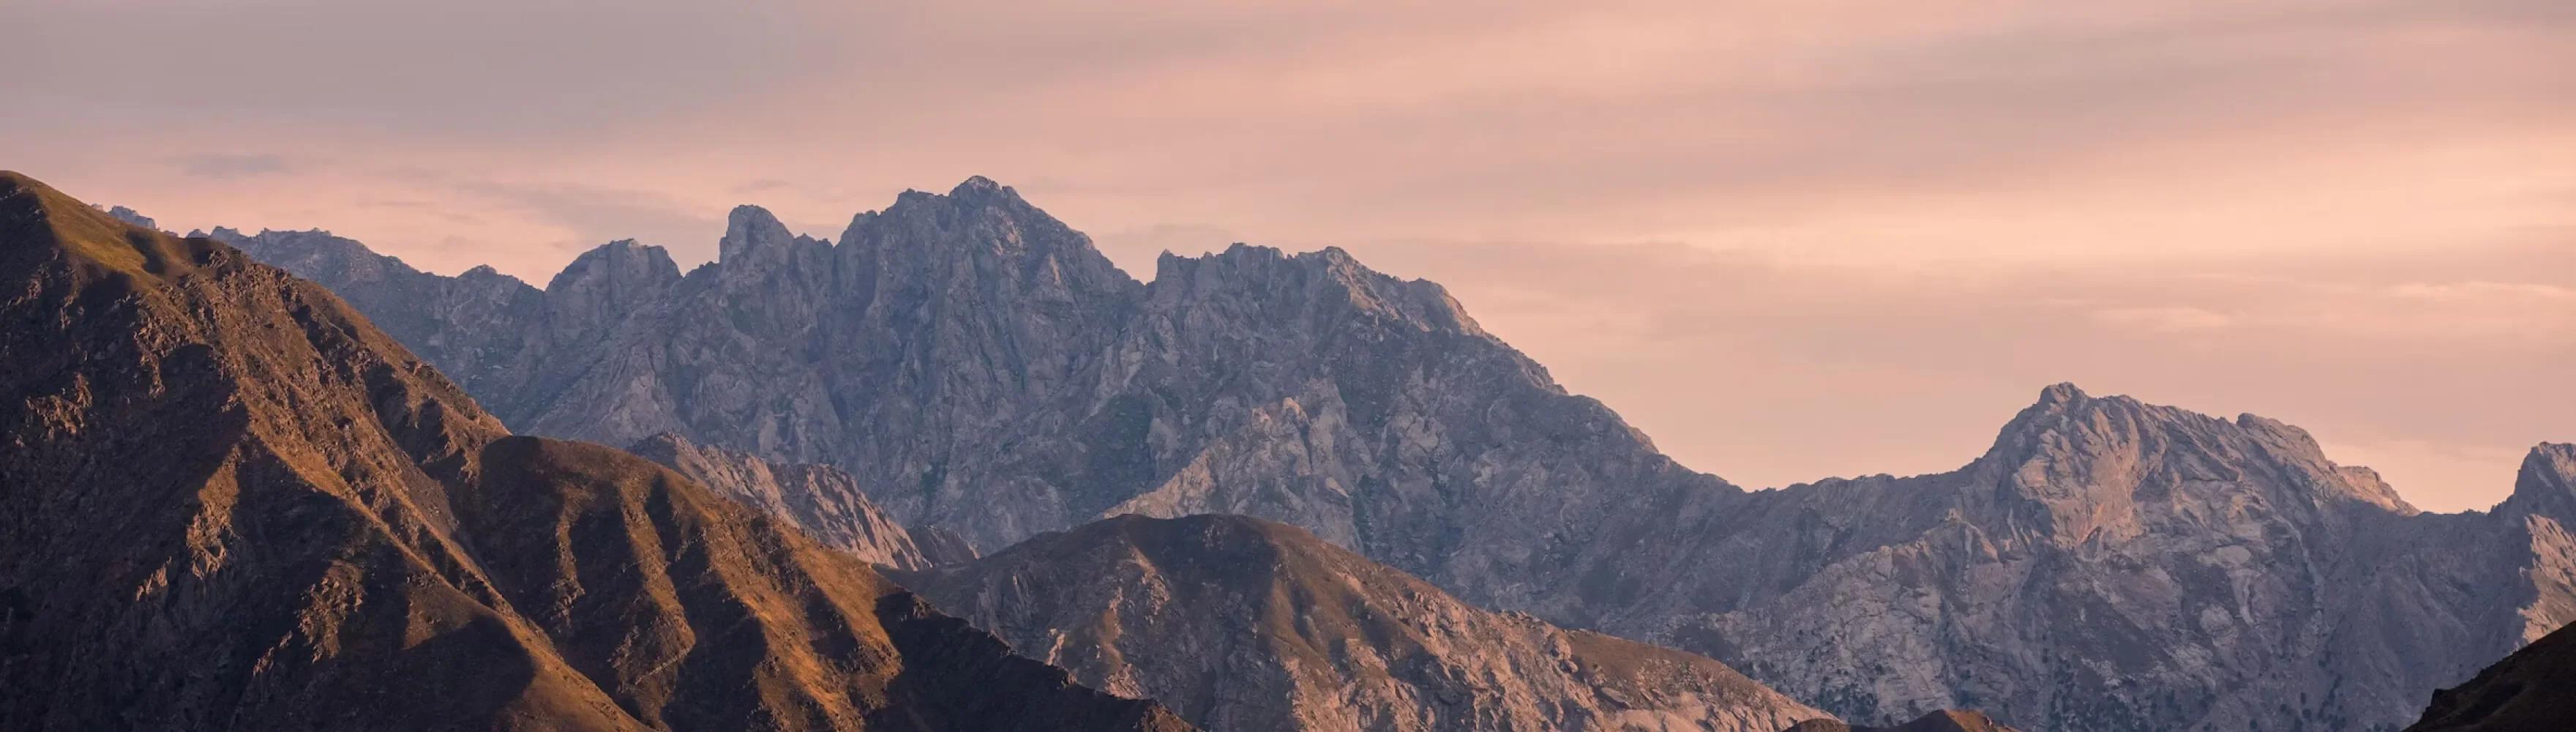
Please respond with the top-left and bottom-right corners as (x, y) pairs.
(2406, 619), (2576, 731)
(0, 171), (1190, 732)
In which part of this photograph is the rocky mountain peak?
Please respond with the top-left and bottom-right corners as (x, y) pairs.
(949, 174), (1008, 198)
(201, 228), (402, 280)
(1969, 383), (2415, 539)
(457, 264), (524, 284)
(855, 177), (1091, 251)
(1996, 385), (2351, 476)
(836, 176), (1139, 310)
(718, 203), (797, 261)
(2503, 442), (2576, 518)
(546, 239), (681, 308)
(2032, 381), (2087, 406)
(1148, 242), (1488, 338)
(553, 238), (678, 283)
(99, 204), (157, 231)
(714, 204), (831, 294)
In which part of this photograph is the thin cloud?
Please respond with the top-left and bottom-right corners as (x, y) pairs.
(11, 0), (2568, 513)
(452, 180), (728, 266)
(2093, 307), (2238, 332)
(173, 153), (291, 179)
(2386, 280), (2576, 303)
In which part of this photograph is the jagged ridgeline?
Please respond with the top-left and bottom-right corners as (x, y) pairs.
(0, 172), (1193, 731)
(205, 177), (2576, 731)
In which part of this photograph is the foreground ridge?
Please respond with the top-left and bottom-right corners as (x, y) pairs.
(2406, 619), (2576, 731)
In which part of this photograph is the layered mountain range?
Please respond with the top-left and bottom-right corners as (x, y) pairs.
(2, 172), (1191, 731)
(206, 178), (2576, 730)
(621, 418), (1852, 731)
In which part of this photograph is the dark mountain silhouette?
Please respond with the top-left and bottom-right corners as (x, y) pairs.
(2406, 618), (2576, 731)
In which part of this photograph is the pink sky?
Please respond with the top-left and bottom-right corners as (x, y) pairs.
(5, 0), (2570, 510)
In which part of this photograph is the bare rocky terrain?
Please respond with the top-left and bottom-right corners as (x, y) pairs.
(217, 177), (2576, 731)
(628, 432), (934, 570)
(899, 513), (1828, 732)
(1596, 393), (2576, 731)
(0, 172), (1191, 731)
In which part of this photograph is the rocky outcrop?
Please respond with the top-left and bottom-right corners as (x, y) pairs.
(0, 171), (1191, 732)
(908, 524), (983, 566)
(2405, 619), (2576, 731)
(627, 432), (932, 570)
(97, 204), (157, 231)
(900, 514), (1827, 732)
(229, 177), (2576, 731)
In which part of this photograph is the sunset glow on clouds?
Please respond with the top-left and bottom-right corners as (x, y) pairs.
(5, 0), (2569, 510)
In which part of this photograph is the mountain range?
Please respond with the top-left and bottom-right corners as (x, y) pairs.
(1, 171), (1193, 731)
(30, 172), (1848, 731)
(101, 176), (2576, 730)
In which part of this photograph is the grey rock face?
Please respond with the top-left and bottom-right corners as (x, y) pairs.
(1588, 391), (2576, 731)
(900, 514), (1830, 732)
(97, 204), (157, 231)
(907, 524), (983, 566)
(233, 179), (2576, 732)
(627, 432), (932, 570)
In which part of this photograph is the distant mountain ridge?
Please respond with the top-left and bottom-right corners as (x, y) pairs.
(1603, 389), (2576, 731)
(1, 171), (1190, 731)
(207, 178), (2576, 731)
(899, 514), (1829, 732)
